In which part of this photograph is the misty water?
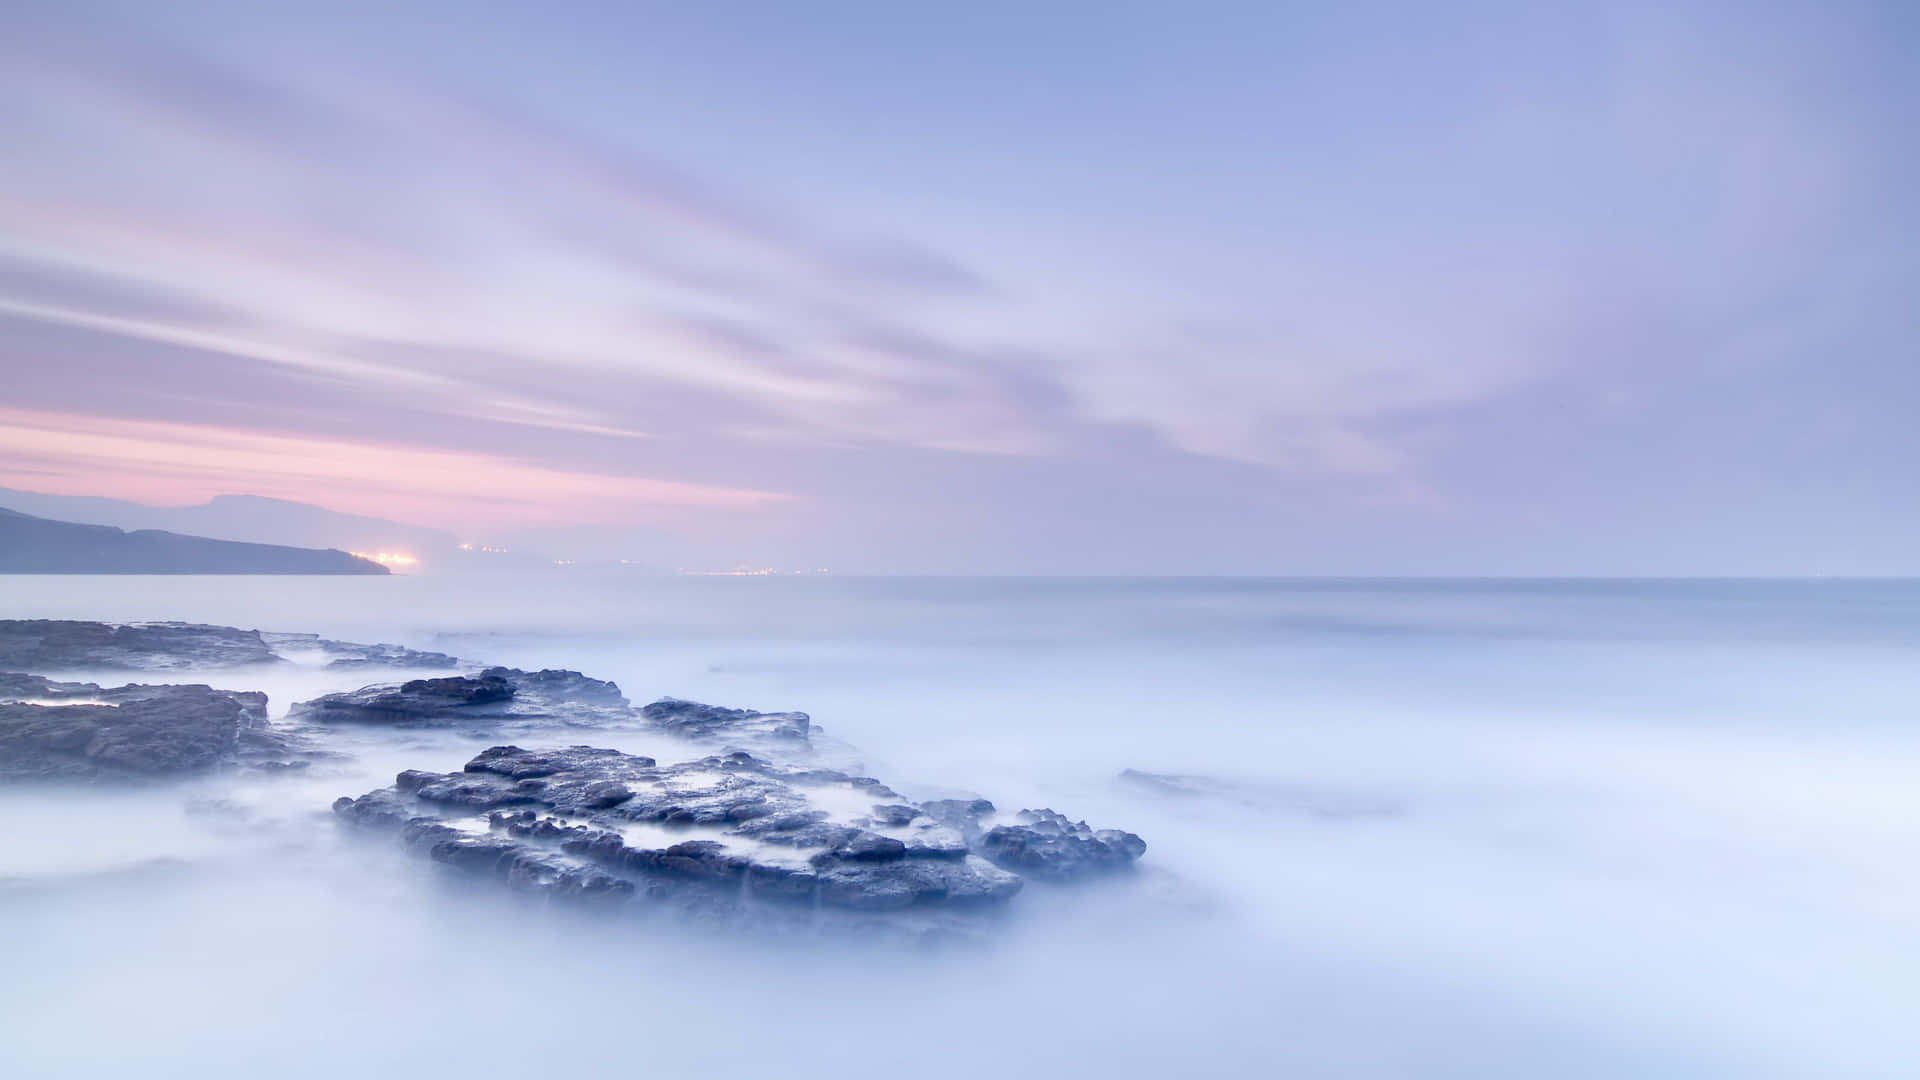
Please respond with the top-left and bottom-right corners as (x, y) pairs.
(5, 574), (1920, 1077)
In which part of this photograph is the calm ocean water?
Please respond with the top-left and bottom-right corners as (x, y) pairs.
(5, 574), (1920, 1077)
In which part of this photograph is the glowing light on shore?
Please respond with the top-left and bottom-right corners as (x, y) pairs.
(349, 550), (419, 568)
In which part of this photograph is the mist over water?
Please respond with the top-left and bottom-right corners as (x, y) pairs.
(5, 574), (1920, 1078)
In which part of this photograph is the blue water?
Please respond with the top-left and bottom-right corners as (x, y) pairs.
(4, 574), (1919, 1077)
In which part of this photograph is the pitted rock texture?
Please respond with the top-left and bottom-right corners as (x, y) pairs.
(290, 668), (627, 727)
(334, 743), (1146, 938)
(641, 697), (811, 744)
(977, 808), (1148, 880)
(0, 675), (279, 780)
(333, 745), (1041, 934)
(0, 620), (279, 671)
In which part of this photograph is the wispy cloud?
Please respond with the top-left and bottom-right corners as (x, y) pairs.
(0, 2), (1908, 570)
(0, 406), (786, 528)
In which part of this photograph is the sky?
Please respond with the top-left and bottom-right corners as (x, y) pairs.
(1, 0), (1915, 574)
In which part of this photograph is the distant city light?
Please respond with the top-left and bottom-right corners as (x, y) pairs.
(349, 551), (419, 567)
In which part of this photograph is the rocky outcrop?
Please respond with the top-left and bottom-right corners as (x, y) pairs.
(333, 742), (1143, 939)
(291, 668), (628, 727)
(259, 632), (459, 670)
(0, 620), (465, 674)
(0, 614), (1151, 937)
(0, 620), (280, 671)
(0, 676), (279, 780)
(641, 697), (811, 743)
(977, 809), (1148, 880)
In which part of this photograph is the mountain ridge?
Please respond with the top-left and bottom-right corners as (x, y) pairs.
(0, 488), (455, 556)
(0, 507), (390, 574)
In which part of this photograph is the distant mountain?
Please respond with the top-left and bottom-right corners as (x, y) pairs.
(0, 489), (457, 557)
(0, 508), (389, 574)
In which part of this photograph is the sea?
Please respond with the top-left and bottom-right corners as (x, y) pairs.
(3, 573), (1919, 1078)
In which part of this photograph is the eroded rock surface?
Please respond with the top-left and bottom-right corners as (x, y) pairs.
(0, 615), (1152, 937)
(0, 620), (279, 671)
(333, 742), (1141, 939)
(290, 668), (628, 727)
(978, 809), (1148, 881)
(0, 676), (280, 780)
(641, 697), (811, 744)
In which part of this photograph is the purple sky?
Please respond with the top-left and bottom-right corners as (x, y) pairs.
(2, 1), (1915, 573)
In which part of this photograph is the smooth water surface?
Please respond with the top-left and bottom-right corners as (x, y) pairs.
(4, 574), (1919, 1078)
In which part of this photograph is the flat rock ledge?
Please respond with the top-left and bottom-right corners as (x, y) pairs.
(0, 619), (462, 673)
(0, 672), (285, 781)
(259, 632), (459, 670)
(290, 676), (814, 754)
(334, 742), (1145, 941)
(0, 620), (280, 671)
(289, 668), (630, 728)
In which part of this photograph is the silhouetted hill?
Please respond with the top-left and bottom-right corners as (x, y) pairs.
(0, 488), (456, 557)
(0, 508), (389, 574)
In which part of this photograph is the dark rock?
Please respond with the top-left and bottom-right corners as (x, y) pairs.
(0, 620), (279, 671)
(871, 804), (922, 827)
(333, 743), (1028, 935)
(0, 680), (276, 781)
(485, 667), (626, 706)
(290, 669), (628, 728)
(641, 697), (810, 743)
(0, 673), (101, 701)
(291, 673), (513, 725)
(978, 809), (1147, 881)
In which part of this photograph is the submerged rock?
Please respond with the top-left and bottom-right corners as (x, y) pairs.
(1119, 767), (1405, 819)
(0, 620), (279, 671)
(290, 668), (627, 727)
(0, 676), (279, 781)
(259, 632), (460, 670)
(333, 743), (1146, 939)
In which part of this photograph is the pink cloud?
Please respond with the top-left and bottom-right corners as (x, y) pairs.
(0, 406), (790, 529)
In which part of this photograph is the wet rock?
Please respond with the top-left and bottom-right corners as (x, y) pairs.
(291, 674), (513, 725)
(0, 673), (101, 701)
(871, 804), (921, 827)
(0, 680), (277, 781)
(978, 809), (1147, 881)
(641, 697), (810, 744)
(334, 743), (1031, 937)
(489, 667), (626, 707)
(289, 668), (626, 728)
(0, 620), (279, 671)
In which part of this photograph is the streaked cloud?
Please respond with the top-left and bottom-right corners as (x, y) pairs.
(0, 1), (1910, 571)
(0, 407), (786, 528)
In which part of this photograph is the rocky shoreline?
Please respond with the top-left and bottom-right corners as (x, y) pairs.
(0, 619), (1145, 941)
